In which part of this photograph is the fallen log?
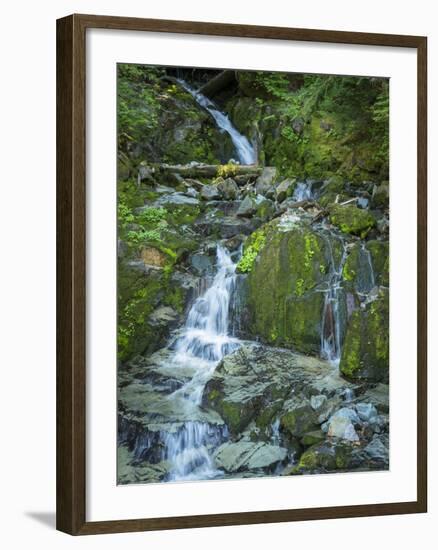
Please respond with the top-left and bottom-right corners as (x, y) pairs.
(157, 163), (263, 180)
(199, 70), (237, 98)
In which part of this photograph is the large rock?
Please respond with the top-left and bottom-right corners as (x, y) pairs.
(196, 214), (257, 239)
(343, 240), (389, 291)
(276, 179), (296, 202)
(366, 240), (389, 287)
(236, 195), (257, 217)
(156, 192), (200, 207)
(203, 343), (354, 436)
(190, 252), (214, 274)
(245, 216), (342, 354)
(340, 287), (389, 382)
(214, 441), (287, 473)
(326, 408), (360, 441)
(280, 398), (318, 438)
(217, 177), (239, 200)
(255, 167), (277, 196)
(328, 204), (376, 238)
(291, 440), (353, 473)
(200, 184), (221, 201)
(371, 182), (389, 209)
(118, 263), (191, 361)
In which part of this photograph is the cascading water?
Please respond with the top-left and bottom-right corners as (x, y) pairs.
(357, 243), (376, 294)
(320, 235), (348, 365)
(178, 79), (257, 165)
(293, 181), (314, 202)
(159, 245), (240, 481)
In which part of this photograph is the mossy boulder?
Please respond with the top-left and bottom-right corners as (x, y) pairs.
(117, 262), (190, 361)
(367, 240), (389, 286)
(291, 440), (353, 473)
(371, 182), (389, 209)
(280, 399), (319, 438)
(340, 288), (389, 382)
(244, 217), (337, 354)
(300, 430), (326, 447)
(328, 204), (376, 237)
(343, 240), (389, 291)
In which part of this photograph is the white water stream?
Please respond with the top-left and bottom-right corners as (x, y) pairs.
(178, 79), (257, 165)
(161, 245), (240, 480)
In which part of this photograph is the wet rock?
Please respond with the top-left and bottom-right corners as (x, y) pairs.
(200, 184), (221, 201)
(328, 204), (376, 238)
(236, 194), (257, 217)
(371, 182), (389, 209)
(203, 343), (352, 436)
(156, 192), (200, 207)
(217, 177), (239, 200)
(281, 398), (319, 438)
(366, 240), (389, 286)
(255, 167), (277, 196)
(137, 163), (156, 184)
(190, 253), (214, 275)
(214, 441), (287, 473)
(326, 408), (360, 441)
(300, 430), (326, 447)
(245, 216), (339, 354)
(363, 434), (389, 468)
(148, 306), (180, 328)
(291, 440), (353, 473)
(377, 216), (390, 236)
(357, 383), (389, 413)
(185, 187), (199, 198)
(196, 215), (257, 239)
(117, 445), (171, 484)
(355, 402), (378, 423)
(119, 380), (225, 428)
(310, 394), (327, 411)
(255, 197), (276, 222)
(276, 179), (296, 203)
(340, 287), (389, 382)
(342, 241), (379, 294)
(183, 178), (204, 191)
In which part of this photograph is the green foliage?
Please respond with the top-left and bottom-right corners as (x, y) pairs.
(230, 71), (389, 180)
(236, 229), (267, 273)
(118, 64), (163, 151)
(216, 163), (239, 178)
(328, 204), (376, 238)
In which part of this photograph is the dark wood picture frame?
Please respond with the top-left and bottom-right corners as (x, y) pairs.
(57, 13), (427, 535)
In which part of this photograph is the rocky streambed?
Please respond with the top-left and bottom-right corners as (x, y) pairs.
(117, 162), (389, 484)
(117, 71), (389, 484)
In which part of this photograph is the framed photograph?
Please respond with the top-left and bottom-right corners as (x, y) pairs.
(57, 14), (427, 535)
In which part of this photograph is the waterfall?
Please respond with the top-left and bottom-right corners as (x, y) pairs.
(320, 236), (348, 365)
(159, 245), (240, 481)
(293, 181), (314, 202)
(178, 79), (257, 165)
(358, 243), (376, 294)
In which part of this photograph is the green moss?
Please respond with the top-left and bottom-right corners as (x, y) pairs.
(292, 441), (352, 473)
(280, 403), (318, 437)
(301, 430), (326, 447)
(236, 228), (267, 273)
(221, 401), (249, 435)
(245, 221), (329, 353)
(367, 240), (389, 286)
(340, 288), (389, 381)
(295, 278), (305, 297)
(216, 163), (239, 178)
(328, 204), (376, 237)
(342, 244), (360, 282)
